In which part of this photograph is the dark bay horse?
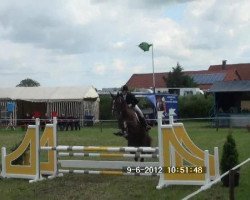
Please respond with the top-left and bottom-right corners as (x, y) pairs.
(111, 93), (152, 150)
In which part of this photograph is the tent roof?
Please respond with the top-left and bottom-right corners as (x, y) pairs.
(0, 86), (99, 102)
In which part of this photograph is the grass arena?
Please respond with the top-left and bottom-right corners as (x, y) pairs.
(0, 114), (250, 199)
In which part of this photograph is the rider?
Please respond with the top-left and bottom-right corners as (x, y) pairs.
(121, 85), (151, 134)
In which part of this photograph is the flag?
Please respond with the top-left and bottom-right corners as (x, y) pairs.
(138, 42), (152, 51)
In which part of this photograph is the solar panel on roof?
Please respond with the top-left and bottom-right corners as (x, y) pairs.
(190, 73), (226, 84)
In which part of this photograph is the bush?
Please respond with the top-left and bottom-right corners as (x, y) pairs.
(220, 133), (240, 187)
(220, 133), (239, 173)
(178, 94), (214, 118)
(99, 94), (115, 120)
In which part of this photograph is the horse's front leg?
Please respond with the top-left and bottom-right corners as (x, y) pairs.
(122, 121), (128, 138)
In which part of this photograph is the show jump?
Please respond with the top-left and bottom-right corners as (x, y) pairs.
(1, 112), (220, 189)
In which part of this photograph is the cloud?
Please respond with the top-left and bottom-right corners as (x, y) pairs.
(184, 0), (250, 50)
(113, 59), (126, 72)
(92, 63), (106, 75)
(131, 65), (146, 74)
(112, 42), (125, 49)
(0, 0), (250, 89)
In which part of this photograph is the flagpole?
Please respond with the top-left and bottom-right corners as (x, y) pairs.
(151, 44), (155, 94)
(138, 42), (156, 94)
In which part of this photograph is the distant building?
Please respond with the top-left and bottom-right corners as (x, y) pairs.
(209, 80), (250, 127)
(126, 73), (167, 90)
(97, 87), (120, 95)
(155, 88), (204, 96)
(126, 61), (250, 92)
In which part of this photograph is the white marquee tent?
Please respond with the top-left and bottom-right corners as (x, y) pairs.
(0, 86), (98, 101)
(0, 86), (99, 126)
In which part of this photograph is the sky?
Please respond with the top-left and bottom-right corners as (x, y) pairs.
(0, 0), (250, 90)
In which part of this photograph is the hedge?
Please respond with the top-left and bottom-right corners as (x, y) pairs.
(178, 94), (214, 118)
(99, 94), (114, 120)
(99, 94), (214, 120)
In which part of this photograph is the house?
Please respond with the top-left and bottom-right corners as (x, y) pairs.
(126, 61), (250, 92)
(126, 73), (167, 90)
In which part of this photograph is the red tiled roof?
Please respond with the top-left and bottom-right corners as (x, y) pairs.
(126, 63), (250, 90)
(209, 63), (250, 81)
(126, 73), (167, 88)
(235, 67), (250, 80)
(223, 68), (239, 81)
(209, 63), (250, 71)
(126, 71), (216, 89)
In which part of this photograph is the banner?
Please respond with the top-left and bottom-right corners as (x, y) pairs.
(155, 94), (178, 117)
(135, 93), (178, 120)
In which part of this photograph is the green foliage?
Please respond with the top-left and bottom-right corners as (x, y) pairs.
(137, 97), (152, 109)
(99, 94), (114, 120)
(178, 94), (214, 118)
(220, 133), (239, 173)
(16, 78), (40, 87)
(164, 63), (197, 87)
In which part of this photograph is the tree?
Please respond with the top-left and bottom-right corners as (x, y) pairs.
(220, 134), (239, 174)
(220, 133), (240, 187)
(164, 63), (197, 87)
(16, 78), (40, 87)
(99, 94), (115, 120)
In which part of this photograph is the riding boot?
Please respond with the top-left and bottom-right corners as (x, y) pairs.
(139, 116), (151, 131)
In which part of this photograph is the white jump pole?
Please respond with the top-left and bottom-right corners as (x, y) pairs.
(1, 147), (7, 178)
(30, 118), (42, 183)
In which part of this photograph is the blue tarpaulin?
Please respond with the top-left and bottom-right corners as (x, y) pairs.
(7, 102), (15, 112)
(145, 95), (157, 107)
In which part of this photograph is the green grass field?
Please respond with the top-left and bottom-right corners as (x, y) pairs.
(0, 122), (249, 200)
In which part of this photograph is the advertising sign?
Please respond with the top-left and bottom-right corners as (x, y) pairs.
(155, 94), (178, 118)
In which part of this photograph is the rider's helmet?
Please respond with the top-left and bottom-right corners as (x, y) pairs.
(121, 85), (129, 92)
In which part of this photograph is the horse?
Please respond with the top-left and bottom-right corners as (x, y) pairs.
(111, 93), (152, 161)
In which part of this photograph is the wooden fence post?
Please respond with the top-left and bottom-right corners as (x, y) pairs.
(229, 169), (235, 200)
